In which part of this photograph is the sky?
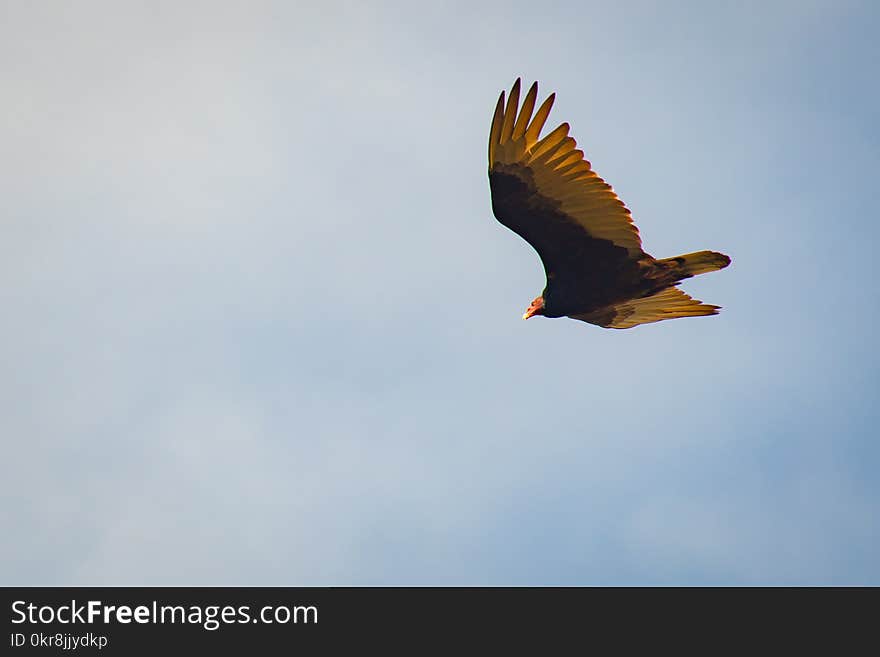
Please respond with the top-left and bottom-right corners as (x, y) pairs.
(2, 0), (878, 585)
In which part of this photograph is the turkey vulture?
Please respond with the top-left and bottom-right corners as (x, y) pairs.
(488, 79), (731, 329)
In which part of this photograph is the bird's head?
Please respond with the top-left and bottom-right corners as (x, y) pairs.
(522, 295), (545, 320)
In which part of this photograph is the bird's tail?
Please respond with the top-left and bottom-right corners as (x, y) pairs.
(659, 250), (731, 279)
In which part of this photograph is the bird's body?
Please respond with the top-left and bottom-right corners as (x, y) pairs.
(488, 79), (730, 329)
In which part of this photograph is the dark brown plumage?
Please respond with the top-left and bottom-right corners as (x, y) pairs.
(488, 79), (730, 329)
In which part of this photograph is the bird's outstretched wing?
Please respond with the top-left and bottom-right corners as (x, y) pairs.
(570, 286), (720, 329)
(488, 79), (646, 285)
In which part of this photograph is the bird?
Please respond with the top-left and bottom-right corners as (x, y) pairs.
(488, 78), (731, 329)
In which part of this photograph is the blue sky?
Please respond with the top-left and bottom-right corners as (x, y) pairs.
(2, 0), (878, 584)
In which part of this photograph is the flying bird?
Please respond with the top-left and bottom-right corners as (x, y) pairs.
(488, 79), (730, 329)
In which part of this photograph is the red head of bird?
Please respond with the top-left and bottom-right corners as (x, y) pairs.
(523, 296), (545, 320)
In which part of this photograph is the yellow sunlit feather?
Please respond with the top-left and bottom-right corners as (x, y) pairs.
(525, 94), (555, 146)
(500, 78), (520, 144)
(512, 81), (538, 140)
(488, 80), (642, 254)
(488, 92), (505, 165)
(529, 124), (570, 161)
(571, 287), (719, 329)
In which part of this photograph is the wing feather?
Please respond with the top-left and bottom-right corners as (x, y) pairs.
(500, 78), (520, 144)
(571, 287), (720, 329)
(559, 162), (592, 177)
(529, 124), (570, 160)
(525, 93), (555, 147)
(488, 92), (505, 165)
(552, 152), (583, 169)
(489, 79), (643, 257)
(512, 81), (538, 140)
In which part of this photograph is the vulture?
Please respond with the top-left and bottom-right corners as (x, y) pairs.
(488, 79), (730, 329)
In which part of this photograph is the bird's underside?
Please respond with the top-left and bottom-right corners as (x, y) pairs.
(487, 79), (730, 329)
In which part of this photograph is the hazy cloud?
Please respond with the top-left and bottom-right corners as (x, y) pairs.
(3, 0), (878, 585)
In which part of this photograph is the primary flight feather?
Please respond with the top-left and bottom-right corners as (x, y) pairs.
(488, 78), (730, 329)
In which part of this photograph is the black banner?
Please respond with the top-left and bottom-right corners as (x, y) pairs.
(2, 587), (875, 652)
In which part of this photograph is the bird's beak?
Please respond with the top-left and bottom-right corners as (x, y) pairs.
(522, 306), (538, 320)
